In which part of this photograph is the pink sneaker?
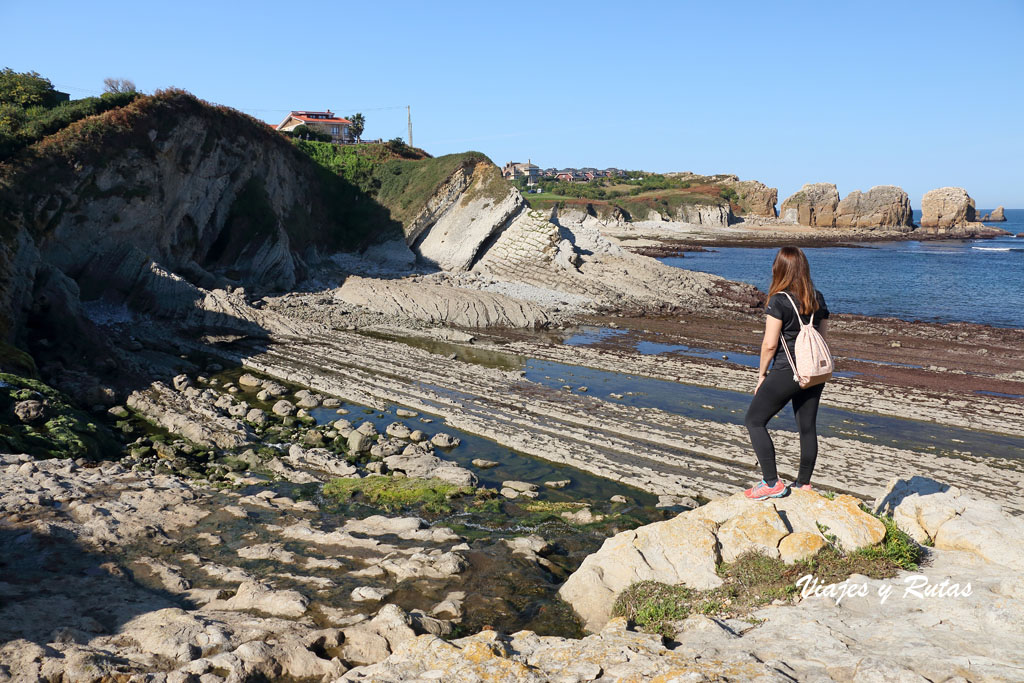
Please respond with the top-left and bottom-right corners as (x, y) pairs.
(790, 483), (813, 492)
(744, 479), (787, 501)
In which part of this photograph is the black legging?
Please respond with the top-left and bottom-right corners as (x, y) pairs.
(744, 368), (825, 485)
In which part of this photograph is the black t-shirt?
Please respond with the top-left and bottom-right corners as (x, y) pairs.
(766, 290), (829, 371)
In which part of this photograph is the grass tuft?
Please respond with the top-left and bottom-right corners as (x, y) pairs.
(322, 475), (476, 515)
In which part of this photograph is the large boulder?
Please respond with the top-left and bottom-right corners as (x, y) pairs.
(779, 183), (840, 227)
(834, 185), (914, 231)
(559, 489), (885, 632)
(874, 475), (1024, 571)
(919, 187), (976, 230)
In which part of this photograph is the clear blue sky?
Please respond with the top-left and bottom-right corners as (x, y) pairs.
(3, 0), (1022, 207)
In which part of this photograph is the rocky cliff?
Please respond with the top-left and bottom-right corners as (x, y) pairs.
(779, 183), (840, 227)
(833, 185), (914, 231)
(0, 90), (400, 356)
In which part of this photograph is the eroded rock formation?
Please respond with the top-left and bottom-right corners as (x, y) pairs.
(919, 187), (977, 230)
(730, 179), (778, 217)
(834, 185), (914, 230)
(779, 183), (840, 227)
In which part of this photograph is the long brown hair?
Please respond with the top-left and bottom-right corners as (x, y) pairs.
(768, 246), (819, 315)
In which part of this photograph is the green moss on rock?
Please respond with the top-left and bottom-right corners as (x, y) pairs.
(0, 372), (120, 459)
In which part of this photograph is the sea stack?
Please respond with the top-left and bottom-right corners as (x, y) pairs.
(779, 183), (840, 227)
(919, 187), (976, 230)
(833, 185), (914, 231)
(988, 205), (1007, 221)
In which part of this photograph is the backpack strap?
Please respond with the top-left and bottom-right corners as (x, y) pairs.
(780, 291), (809, 329)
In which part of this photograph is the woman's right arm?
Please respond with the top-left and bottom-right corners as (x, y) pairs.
(818, 319), (828, 339)
(757, 315), (783, 393)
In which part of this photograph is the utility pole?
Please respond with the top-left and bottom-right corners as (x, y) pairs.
(407, 105), (413, 148)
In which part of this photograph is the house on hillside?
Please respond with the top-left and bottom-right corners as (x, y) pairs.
(276, 110), (353, 143)
(502, 160), (541, 184)
(555, 170), (588, 183)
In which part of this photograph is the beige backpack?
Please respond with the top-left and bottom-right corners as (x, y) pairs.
(779, 291), (833, 388)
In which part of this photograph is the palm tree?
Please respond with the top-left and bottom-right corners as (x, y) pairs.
(348, 112), (365, 143)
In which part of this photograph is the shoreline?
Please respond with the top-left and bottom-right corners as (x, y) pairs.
(605, 216), (1014, 253)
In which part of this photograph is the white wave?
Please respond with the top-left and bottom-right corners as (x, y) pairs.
(972, 247), (1011, 251)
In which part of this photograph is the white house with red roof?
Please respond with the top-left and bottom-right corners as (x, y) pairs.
(275, 110), (353, 143)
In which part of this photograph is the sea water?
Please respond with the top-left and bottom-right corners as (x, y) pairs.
(660, 209), (1024, 328)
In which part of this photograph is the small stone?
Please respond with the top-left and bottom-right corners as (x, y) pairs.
(610, 495), (629, 504)
(322, 398), (342, 408)
(409, 430), (427, 442)
(351, 586), (393, 602)
(577, 386), (588, 392)
(544, 479), (571, 489)
(108, 405), (130, 418)
(238, 373), (262, 387)
(779, 531), (828, 564)
(357, 421), (379, 436)
(472, 459), (499, 469)
(430, 433), (460, 449)
(561, 507), (602, 524)
(396, 408), (418, 418)
(503, 480), (539, 493)
(348, 431), (372, 454)
(14, 400), (45, 423)
(500, 487), (520, 499)
(272, 400), (296, 417)
(386, 422), (413, 439)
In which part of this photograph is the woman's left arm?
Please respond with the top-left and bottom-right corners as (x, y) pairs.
(757, 315), (783, 393)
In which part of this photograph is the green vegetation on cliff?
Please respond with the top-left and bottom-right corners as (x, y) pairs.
(291, 143), (509, 233)
(0, 88), (410, 252)
(0, 67), (139, 161)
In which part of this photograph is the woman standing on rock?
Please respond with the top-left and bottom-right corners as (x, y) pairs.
(743, 246), (830, 500)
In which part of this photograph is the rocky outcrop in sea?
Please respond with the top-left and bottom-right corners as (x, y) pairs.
(833, 185), (914, 230)
(980, 205), (1006, 221)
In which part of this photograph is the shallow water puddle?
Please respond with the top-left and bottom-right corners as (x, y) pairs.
(309, 405), (658, 507)
(523, 358), (1024, 462)
(564, 326), (763, 368)
(370, 331), (1022, 462)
